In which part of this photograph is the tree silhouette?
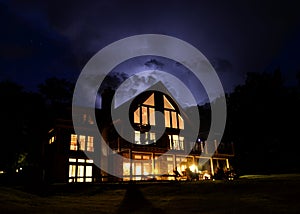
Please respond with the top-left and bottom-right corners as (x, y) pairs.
(226, 69), (300, 174)
(0, 81), (46, 181)
(38, 77), (74, 106)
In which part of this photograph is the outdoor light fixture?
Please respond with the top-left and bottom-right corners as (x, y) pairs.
(189, 164), (198, 173)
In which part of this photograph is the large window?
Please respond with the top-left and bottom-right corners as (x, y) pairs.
(134, 93), (155, 126)
(164, 96), (184, 129)
(70, 134), (94, 152)
(68, 158), (93, 182)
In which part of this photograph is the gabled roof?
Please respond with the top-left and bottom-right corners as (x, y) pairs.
(113, 81), (197, 132)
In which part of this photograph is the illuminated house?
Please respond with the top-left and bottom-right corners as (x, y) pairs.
(45, 82), (234, 183)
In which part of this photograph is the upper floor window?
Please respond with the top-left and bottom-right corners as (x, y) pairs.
(70, 134), (78, 150)
(133, 93), (184, 130)
(134, 93), (155, 126)
(164, 96), (184, 129)
(70, 134), (94, 152)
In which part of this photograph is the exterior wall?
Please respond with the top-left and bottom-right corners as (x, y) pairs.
(46, 122), (234, 183)
(45, 90), (234, 183)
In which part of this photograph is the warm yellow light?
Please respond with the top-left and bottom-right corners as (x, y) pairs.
(203, 172), (211, 180)
(0, 170), (4, 174)
(189, 164), (198, 173)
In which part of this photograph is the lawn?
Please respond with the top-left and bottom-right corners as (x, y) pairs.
(1, 174), (300, 214)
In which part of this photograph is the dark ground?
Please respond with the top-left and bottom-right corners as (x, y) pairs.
(1, 174), (300, 214)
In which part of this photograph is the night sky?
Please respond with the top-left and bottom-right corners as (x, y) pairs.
(1, 0), (300, 96)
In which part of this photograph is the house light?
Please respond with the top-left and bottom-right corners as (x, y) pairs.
(0, 170), (4, 174)
(203, 172), (211, 180)
(189, 164), (198, 173)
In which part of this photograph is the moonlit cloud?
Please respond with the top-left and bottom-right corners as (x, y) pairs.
(114, 70), (198, 109)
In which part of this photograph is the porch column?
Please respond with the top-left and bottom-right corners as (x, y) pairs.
(210, 158), (214, 176)
(226, 159), (230, 169)
(152, 153), (155, 178)
(129, 149), (132, 181)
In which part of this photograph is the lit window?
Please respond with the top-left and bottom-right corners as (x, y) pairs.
(149, 108), (155, 125)
(178, 114), (184, 129)
(179, 136), (184, 150)
(135, 163), (142, 176)
(86, 166), (93, 177)
(168, 164), (174, 178)
(69, 158), (76, 162)
(169, 135), (173, 149)
(49, 136), (55, 144)
(68, 158), (93, 183)
(143, 93), (155, 106)
(87, 136), (94, 152)
(79, 135), (86, 151)
(86, 178), (92, 182)
(135, 155), (142, 159)
(141, 106), (148, 124)
(134, 93), (156, 126)
(134, 108), (140, 123)
(171, 111), (177, 128)
(150, 132), (156, 144)
(173, 135), (179, 150)
(169, 135), (185, 150)
(70, 134), (77, 150)
(144, 132), (149, 144)
(143, 163), (151, 175)
(77, 165), (84, 182)
(135, 131), (140, 144)
(165, 110), (171, 127)
(69, 165), (76, 178)
(167, 156), (173, 161)
(164, 96), (175, 110)
(123, 162), (130, 176)
(143, 155), (150, 160)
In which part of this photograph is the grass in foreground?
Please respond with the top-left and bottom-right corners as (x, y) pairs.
(1, 174), (300, 214)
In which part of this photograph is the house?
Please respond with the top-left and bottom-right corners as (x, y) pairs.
(45, 82), (234, 183)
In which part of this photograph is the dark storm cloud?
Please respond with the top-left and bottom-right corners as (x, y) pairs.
(1, 0), (300, 93)
(47, 0), (299, 86)
(0, 0), (79, 90)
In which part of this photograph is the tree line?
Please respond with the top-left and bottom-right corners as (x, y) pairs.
(0, 70), (299, 182)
